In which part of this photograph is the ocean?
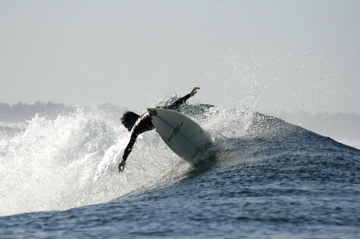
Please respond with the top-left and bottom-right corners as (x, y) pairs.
(0, 102), (359, 239)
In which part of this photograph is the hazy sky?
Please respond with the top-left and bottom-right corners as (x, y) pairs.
(1, 0), (359, 114)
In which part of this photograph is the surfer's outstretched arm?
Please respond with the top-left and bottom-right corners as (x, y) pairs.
(164, 87), (200, 110)
(119, 133), (137, 172)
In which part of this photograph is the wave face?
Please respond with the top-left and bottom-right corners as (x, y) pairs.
(0, 103), (359, 238)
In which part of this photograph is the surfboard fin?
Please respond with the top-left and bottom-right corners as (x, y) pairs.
(147, 108), (157, 116)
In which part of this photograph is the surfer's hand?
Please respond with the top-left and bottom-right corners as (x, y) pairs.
(118, 159), (126, 172)
(190, 87), (200, 97)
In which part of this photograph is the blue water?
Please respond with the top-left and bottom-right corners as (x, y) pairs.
(1, 104), (359, 238)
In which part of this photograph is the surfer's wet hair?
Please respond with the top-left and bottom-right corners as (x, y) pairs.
(121, 111), (140, 131)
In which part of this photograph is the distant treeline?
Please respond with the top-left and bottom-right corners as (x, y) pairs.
(0, 102), (126, 123)
(0, 102), (72, 122)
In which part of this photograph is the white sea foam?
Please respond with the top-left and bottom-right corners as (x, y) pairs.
(0, 106), (191, 216)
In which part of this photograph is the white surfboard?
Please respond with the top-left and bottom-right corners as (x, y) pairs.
(147, 108), (212, 162)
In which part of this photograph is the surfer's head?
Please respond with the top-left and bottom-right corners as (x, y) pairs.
(121, 111), (140, 131)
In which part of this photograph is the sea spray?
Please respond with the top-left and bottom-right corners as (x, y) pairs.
(0, 106), (190, 216)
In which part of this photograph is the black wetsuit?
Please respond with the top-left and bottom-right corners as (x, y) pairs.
(122, 94), (192, 161)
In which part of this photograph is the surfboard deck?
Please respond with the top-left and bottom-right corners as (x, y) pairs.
(147, 108), (212, 162)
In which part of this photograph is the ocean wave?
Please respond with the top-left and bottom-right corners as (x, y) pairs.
(0, 103), (358, 217)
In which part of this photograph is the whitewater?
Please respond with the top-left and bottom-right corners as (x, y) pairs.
(0, 101), (359, 238)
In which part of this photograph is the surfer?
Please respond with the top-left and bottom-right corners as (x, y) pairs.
(118, 87), (200, 172)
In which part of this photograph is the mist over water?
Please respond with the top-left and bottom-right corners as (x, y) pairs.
(202, 47), (360, 149)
